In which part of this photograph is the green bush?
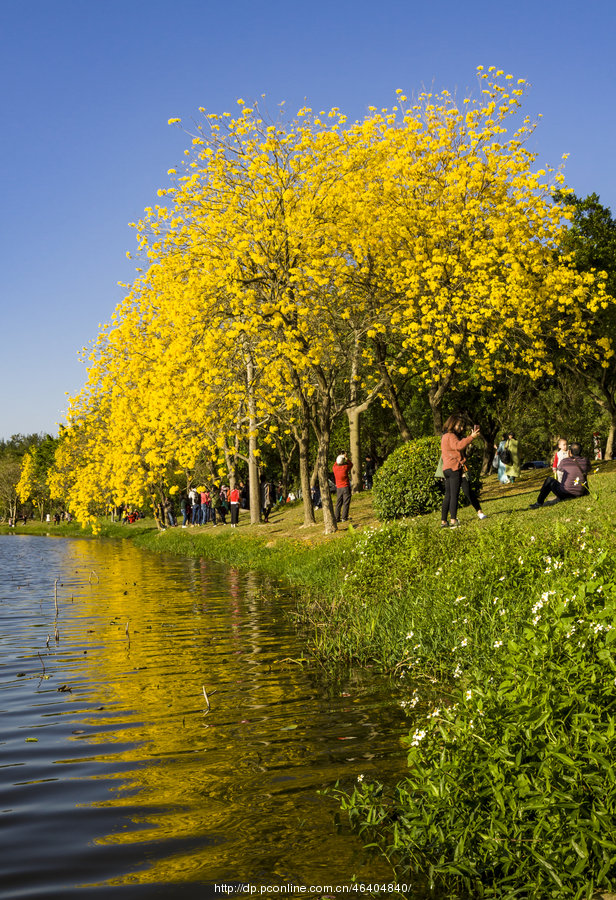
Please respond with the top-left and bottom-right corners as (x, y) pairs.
(372, 436), (482, 520)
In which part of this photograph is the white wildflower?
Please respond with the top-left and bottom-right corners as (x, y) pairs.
(410, 728), (427, 747)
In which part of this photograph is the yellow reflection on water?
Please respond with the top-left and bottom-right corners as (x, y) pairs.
(52, 539), (402, 889)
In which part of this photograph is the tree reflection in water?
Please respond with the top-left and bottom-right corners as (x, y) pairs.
(1, 536), (409, 895)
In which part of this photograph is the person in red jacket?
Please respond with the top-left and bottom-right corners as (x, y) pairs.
(229, 485), (241, 527)
(333, 452), (354, 522)
(440, 415), (485, 528)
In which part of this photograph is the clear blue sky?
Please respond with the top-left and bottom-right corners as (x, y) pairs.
(1, 0), (615, 440)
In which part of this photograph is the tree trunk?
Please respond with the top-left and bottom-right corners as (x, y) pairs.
(246, 359), (261, 525)
(223, 442), (237, 490)
(273, 434), (295, 506)
(606, 413), (616, 461)
(287, 371), (316, 528)
(293, 413), (316, 528)
(480, 428), (498, 475)
(151, 490), (165, 531)
(310, 454), (319, 489)
(600, 382), (616, 461)
(314, 399), (337, 535)
(298, 429), (314, 526)
(346, 406), (362, 492)
(375, 347), (412, 442)
(428, 390), (444, 436)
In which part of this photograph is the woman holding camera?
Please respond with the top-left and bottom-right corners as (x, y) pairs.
(440, 415), (486, 528)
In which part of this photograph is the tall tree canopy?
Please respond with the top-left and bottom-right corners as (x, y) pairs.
(50, 68), (614, 531)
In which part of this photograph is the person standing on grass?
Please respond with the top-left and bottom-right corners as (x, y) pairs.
(191, 489), (201, 525)
(333, 452), (353, 522)
(260, 475), (275, 523)
(180, 493), (189, 528)
(229, 484), (241, 527)
(529, 442), (590, 508)
(495, 433), (511, 484)
(440, 415), (486, 528)
(211, 487), (222, 525)
(504, 431), (520, 483)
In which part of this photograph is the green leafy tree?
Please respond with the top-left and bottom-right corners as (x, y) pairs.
(555, 191), (616, 457)
(16, 435), (59, 521)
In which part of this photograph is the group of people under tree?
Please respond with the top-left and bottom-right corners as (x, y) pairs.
(440, 415), (592, 528)
(162, 453), (379, 532)
(159, 477), (279, 530)
(142, 409), (600, 534)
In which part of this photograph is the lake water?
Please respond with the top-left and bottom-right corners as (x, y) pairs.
(0, 535), (413, 899)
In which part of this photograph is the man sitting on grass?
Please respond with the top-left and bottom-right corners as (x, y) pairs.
(529, 442), (590, 509)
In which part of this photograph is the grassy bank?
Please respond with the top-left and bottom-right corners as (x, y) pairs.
(5, 465), (616, 896)
(3, 463), (616, 674)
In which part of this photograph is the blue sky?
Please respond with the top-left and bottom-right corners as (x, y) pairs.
(1, 0), (615, 440)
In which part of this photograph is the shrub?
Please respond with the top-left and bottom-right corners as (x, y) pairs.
(372, 436), (482, 520)
(338, 544), (616, 898)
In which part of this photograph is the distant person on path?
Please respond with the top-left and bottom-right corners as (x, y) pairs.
(163, 496), (176, 527)
(504, 432), (520, 483)
(333, 452), (353, 522)
(529, 442), (590, 508)
(441, 415), (486, 528)
(495, 432), (517, 484)
(191, 489), (201, 525)
(218, 487), (229, 525)
(260, 476), (275, 523)
(180, 493), (189, 527)
(363, 455), (376, 490)
(211, 487), (223, 525)
(311, 481), (322, 510)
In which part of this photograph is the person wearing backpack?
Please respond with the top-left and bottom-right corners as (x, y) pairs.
(529, 442), (590, 508)
(495, 432), (519, 484)
(503, 431), (520, 483)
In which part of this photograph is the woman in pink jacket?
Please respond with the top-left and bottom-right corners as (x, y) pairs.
(440, 415), (486, 528)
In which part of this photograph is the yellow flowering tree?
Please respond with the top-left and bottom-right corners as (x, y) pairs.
(53, 68), (613, 531)
(327, 69), (611, 433)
